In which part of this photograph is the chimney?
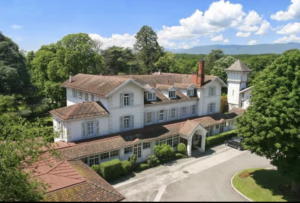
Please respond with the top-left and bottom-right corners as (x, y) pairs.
(191, 60), (205, 87)
(197, 60), (205, 87)
(69, 72), (73, 83)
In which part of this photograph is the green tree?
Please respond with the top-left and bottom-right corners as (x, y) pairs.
(154, 51), (178, 73)
(102, 46), (136, 75)
(236, 49), (300, 193)
(0, 32), (33, 95)
(205, 49), (224, 75)
(0, 113), (58, 201)
(134, 25), (163, 73)
(211, 56), (236, 83)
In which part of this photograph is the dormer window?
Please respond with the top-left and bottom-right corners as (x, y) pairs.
(187, 88), (194, 97)
(147, 92), (156, 101)
(169, 90), (176, 99)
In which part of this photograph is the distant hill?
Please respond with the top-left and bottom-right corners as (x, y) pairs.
(169, 42), (300, 55)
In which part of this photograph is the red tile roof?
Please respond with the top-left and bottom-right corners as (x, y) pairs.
(50, 101), (109, 121)
(179, 120), (200, 138)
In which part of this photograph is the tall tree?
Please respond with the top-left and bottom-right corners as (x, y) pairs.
(205, 49), (224, 75)
(211, 56), (236, 83)
(154, 51), (178, 73)
(134, 25), (163, 74)
(0, 32), (33, 95)
(0, 113), (58, 202)
(236, 49), (300, 194)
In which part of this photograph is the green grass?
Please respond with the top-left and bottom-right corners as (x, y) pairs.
(233, 168), (296, 202)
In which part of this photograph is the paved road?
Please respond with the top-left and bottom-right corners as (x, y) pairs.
(113, 145), (273, 202)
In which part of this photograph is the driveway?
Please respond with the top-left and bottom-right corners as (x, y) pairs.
(113, 145), (273, 201)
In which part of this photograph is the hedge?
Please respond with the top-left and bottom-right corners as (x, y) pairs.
(177, 143), (187, 155)
(204, 130), (237, 147)
(154, 144), (175, 162)
(175, 153), (188, 159)
(100, 159), (124, 181)
(138, 163), (149, 171)
(121, 160), (132, 175)
(91, 164), (101, 174)
(147, 155), (160, 167)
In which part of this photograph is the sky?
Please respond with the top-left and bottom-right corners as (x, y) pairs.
(1, 0), (300, 51)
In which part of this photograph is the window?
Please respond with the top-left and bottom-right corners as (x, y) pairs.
(124, 93), (130, 106)
(100, 152), (109, 160)
(91, 94), (94, 102)
(82, 157), (88, 165)
(159, 110), (164, 121)
(124, 116), (130, 129)
(85, 93), (89, 101)
(124, 147), (133, 154)
(169, 90), (176, 99)
(216, 124), (219, 129)
(206, 126), (213, 136)
(110, 150), (119, 157)
(72, 89), (77, 98)
(241, 92), (245, 98)
(160, 138), (166, 145)
(146, 112), (152, 124)
(167, 137), (172, 146)
(170, 108), (176, 119)
(172, 135), (179, 147)
(89, 155), (99, 166)
(225, 122), (229, 127)
(89, 156), (95, 166)
(208, 103), (215, 114)
(209, 86), (216, 96)
(134, 143), (142, 158)
(181, 107), (187, 117)
(143, 142), (150, 149)
(191, 105), (196, 115)
(220, 123), (224, 133)
(87, 121), (94, 136)
(147, 92), (156, 101)
(79, 92), (83, 100)
(187, 89), (194, 97)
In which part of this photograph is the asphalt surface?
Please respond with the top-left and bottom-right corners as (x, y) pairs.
(113, 145), (273, 202)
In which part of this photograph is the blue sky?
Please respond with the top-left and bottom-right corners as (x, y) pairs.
(1, 0), (300, 51)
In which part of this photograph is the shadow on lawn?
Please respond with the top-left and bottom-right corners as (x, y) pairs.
(250, 169), (297, 202)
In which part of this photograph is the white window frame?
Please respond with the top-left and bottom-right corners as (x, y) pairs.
(124, 116), (130, 129)
(170, 108), (176, 119)
(124, 147), (133, 154)
(91, 94), (94, 102)
(220, 123), (224, 133)
(78, 92), (83, 100)
(147, 92), (156, 101)
(87, 121), (94, 136)
(143, 142), (151, 149)
(181, 107), (187, 117)
(159, 110), (164, 121)
(208, 103), (215, 114)
(72, 89), (77, 98)
(209, 86), (216, 96)
(110, 150), (119, 158)
(191, 105), (196, 115)
(169, 90), (176, 99)
(187, 88), (194, 97)
(124, 93), (130, 106)
(206, 126), (213, 136)
(146, 112), (152, 124)
(100, 152), (109, 160)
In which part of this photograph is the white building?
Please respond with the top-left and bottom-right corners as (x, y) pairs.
(225, 59), (253, 111)
(50, 60), (245, 166)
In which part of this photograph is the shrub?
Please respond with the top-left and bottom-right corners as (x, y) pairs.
(177, 143), (187, 155)
(205, 130), (237, 147)
(154, 144), (175, 162)
(100, 159), (124, 181)
(138, 163), (149, 171)
(121, 160), (132, 175)
(91, 164), (101, 174)
(128, 154), (137, 170)
(175, 153), (188, 159)
(147, 155), (160, 167)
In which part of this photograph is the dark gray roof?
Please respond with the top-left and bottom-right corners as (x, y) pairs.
(225, 60), (252, 72)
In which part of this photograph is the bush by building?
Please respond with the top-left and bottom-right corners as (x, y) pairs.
(100, 159), (124, 181)
(147, 155), (160, 167)
(91, 164), (101, 174)
(177, 143), (187, 155)
(154, 144), (175, 162)
(175, 153), (188, 159)
(204, 130), (237, 147)
(121, 160), (132, 175)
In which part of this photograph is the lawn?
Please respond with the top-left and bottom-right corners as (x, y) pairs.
(233, 168), (297, 202)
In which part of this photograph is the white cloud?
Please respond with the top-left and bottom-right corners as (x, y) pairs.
(236, 32), (251, 37)
(11, 24), (22, 29)
(223, 39), (229, 43)
(89, 33), (136, 50)
(274, 34), (300, 43)
(277, 22), (300, 34)
(248, 40), (257, 45)
(210, 34), (224, 41)
(255, 20), (271, 35)
(271, 0), (300, 21)
(238, 11), (262, 32)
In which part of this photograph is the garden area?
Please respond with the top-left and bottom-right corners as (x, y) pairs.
(90, 143), (188, 182)
(233, 168), (299, 202)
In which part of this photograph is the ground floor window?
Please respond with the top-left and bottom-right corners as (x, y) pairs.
(100, 152), (109, 160)
(134, 143), (142, 158)
(220, 123), (224, 133)
(110, 150), (119, 157)
(173, 135), (179, 147)
(124, 147), (133, 154)
(206, 126), (213, 136)
(167, 137), (172, 146)
(143, 142), (150, 149)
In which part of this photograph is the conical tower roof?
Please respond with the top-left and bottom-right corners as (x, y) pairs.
(225, 59), (252, 72)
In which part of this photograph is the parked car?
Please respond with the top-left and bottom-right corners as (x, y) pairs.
(224, 136), (244, 150)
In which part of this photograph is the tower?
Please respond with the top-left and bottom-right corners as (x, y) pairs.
(225, 60), (252, 111)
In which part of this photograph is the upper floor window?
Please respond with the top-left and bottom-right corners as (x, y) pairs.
(120, 115), (134, 131)
(187, 89), (194, 97)
(159, 110), (164, 121)
(91, 94), (94, 102)
(147, 92), (156, 101)
(87, 121), (94, 136)
(170, 108), (176, 119)
(181, 107), (187, 117)
(208, 103), (216, 114)
(120, 93), (133, 107)
(85, 93), (89, 101)
(82, 120), (99, 137)
(169, 90), (176, 99)
(145, 111), (154, 124)
(78, 92), (83, 100)
(72, 89), (77, 98)
(209, 86), (216, 96)
(191, 105), (196, 115)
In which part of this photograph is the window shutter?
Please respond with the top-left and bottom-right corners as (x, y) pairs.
(130, 93), (134, 106)
(169, 109), (172, 120)
(82, 122), (86, 137)
(157, 110), (160, 122)
(120, 117), (124, 131)
(96, 120), (99, 135)
(190, 106), (193, 115)
(131, 115), (134, 129)
(152, 111), (155, 123)
(164, 109), (168, 121)
(213, 103), (216, 113)
(144, 112), (147, 125)
(120, 93), (124, 107)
